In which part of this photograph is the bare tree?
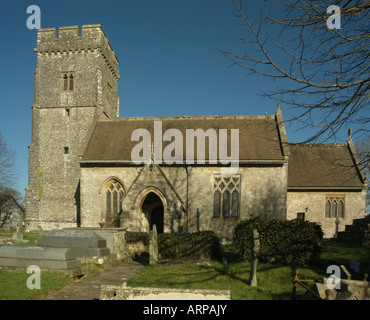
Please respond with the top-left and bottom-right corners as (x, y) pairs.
(0, 132), (17, 193)
(223, 1), (369, 146)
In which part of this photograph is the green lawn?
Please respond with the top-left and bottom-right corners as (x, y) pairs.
(0, 231), (40, 246)
(127, 239), (370, 300)
(0, 268), (73, 300)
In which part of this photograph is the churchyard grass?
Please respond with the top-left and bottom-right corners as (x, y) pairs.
(0, 236), (369, 300)
(0, 268), (73, 300)
(0, 230), (39, 246)
(128, 239), (370, 300)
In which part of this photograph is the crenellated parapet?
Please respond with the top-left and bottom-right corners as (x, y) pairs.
(35, 24), (119, 80)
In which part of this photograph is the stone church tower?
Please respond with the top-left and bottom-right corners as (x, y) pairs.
(25, 25), (120, 230)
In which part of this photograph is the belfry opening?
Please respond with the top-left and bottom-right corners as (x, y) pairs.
(141, 192), (164, 233)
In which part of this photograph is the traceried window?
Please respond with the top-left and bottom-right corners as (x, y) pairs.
(325, 196), (344, 218)
(105, 180), (125, 216)
(62, 72), (74, 91)
(213, 175), (240, 218)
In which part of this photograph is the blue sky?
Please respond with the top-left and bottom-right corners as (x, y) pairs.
(0, 0), (364, 199)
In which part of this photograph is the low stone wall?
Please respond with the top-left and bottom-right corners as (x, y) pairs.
(100, 283), (231, 300)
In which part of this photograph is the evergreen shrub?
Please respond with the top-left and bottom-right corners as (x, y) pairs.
(233, 217), (324, 265)
(158, 231), (222, 261)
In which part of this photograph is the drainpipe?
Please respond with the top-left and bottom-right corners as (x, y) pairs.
(185, 166), (190, 232)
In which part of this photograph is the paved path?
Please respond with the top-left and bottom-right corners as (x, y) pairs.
(43, 260), (146, 300)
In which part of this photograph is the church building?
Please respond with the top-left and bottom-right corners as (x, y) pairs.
(25, 25), (367, 239)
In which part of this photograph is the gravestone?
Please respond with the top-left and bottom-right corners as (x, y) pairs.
(149, 225), (158, 264)
(12, 218), (23, 240)
(248, 229), (260, 287)
(222, 257), (228, 275)
(0, 245), (82, 272)
(37, 229), (110, 257)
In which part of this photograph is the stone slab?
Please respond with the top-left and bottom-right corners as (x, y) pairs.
(0, 245), (81, 270)
(73, 247), (110, 257)
(0, 245), (77, 261)
(65, 228), (127, 259)
(100, 284), (231, 300)
(0, 257), (81, 270)
(37, 229), (107, 249)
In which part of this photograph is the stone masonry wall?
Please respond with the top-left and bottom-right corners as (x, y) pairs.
(287, 189), (366, 238)
(25, 25), (120, 231)
(80, 163), (288, 239)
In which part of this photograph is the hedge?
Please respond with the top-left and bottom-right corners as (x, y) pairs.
(126, 231), (149, 246)
(158, 231), (222, 261)
(233, 217), (324, 265)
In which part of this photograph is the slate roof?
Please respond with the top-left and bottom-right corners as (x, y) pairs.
(288, 143), (366, 189)
(81, 115), (286, 163)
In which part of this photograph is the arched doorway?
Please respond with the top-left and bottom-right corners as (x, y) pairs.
(141, 192), (164, 233)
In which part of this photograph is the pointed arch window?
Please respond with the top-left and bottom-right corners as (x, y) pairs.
(105, 180), (125, 216)
(213, 175), (240, 218)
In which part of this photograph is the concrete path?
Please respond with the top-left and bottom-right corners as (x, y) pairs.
(43, 260), (146, 300)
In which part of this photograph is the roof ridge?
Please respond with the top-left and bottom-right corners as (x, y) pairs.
(97, 115), (275, 121)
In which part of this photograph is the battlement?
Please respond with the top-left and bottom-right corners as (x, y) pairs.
(35, 24), (119, 77)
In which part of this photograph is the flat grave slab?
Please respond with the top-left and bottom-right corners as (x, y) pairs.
(0, 245), (81, 271)
(37, 229), (110, 257)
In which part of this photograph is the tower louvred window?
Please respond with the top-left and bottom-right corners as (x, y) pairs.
(62, 72), (74, 91)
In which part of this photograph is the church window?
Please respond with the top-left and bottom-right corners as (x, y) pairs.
(69, 74), (74, 91)
(61, 72), (74, 91)
(63, 74), (68, 90)
(213, 175), (240, 217)
(105, 180), (125, 217)
(325, 196), (344, 218)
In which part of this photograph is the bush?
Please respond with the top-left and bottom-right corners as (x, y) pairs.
(158, 231), (222, 261)
(233, 217), (324, 265)
(126, 231), (149, 246)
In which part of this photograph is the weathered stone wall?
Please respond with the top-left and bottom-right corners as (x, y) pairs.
(26, 107), (96, 230)
(80, 163), (288, 239)
(287, 189), (366, 238)
(80, 165), (187, 232)
(100, 283), (231, 300)
(187, 165), (287, 238)
(25, 25), (120, 231)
